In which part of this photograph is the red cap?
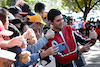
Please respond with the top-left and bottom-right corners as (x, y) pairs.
(0, 21), (13, 36)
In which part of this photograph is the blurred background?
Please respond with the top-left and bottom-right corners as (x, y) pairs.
(1, 0), (100, 22)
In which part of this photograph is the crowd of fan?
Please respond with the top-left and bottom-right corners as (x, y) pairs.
(62, 15), (100, 38)
(0, 0), (98, 67)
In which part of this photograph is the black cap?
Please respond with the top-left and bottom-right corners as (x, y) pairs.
(8, 23), (21, 39)
(8, 13), (22, 24)
(8, 6), (22, 16)
(20, 3), (35, 15)
(9, 19), (21, 25)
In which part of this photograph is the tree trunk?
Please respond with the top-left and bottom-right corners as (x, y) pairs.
(83, 12), (88, 21)
(83, 7), (90, 21)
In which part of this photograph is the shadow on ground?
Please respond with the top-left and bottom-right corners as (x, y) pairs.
(83, 40), (100, 67)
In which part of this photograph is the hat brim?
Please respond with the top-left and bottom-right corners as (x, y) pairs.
(8, 13), (15, 21)
(41, 21), (46, 25)
(19, 12), (28, 15)
(0, 30), (13, 36)
(9, 19), (21, 24)
(28, 11), (35, 15)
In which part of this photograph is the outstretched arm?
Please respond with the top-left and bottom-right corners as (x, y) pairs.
(0, 35), (24, 48)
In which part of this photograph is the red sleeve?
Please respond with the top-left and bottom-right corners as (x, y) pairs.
(70, 25), (88, 39)
(96, 28), (100, 35)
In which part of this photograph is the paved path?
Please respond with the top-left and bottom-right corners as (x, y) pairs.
(83, 40), (100, 67)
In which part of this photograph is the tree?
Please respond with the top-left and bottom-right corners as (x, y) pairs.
(26, 0), (62, 10)
(0, 0), (62, 11)
(0, 0), (15, 7)
(62, 0), (100, 20)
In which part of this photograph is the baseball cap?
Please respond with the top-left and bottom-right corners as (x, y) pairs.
(0, 21), (13, 36)
(20, 3), (34, 15)
(9, 19), (21, 25)
(8, 23), (20, 39)
(8, 6), (22, 16)
(18, 12), (28, 15)
(8, 13), (21, 24)
(8, 6), (28, 16)
(44, 12), (48, 19)
(27, 13), (46, 25)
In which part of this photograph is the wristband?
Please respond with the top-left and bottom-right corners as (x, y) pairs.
(39, 53), (42, 59)
(77, 50), (81, 56)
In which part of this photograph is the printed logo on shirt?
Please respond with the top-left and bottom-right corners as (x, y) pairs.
(51, 40), (58, 46)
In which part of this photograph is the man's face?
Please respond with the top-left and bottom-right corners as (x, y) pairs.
(52, 14), (64, 31)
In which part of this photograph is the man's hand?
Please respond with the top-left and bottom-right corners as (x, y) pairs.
(23, 28), (36, 39)
(89, 32), (97, 45)
(79, 42), (92, 53)
(23, 28), (37, 45)
(8, 36), (24, 47)
(45, 29), (55, 39)
(15, 0), (25, 6)
(19, 51), (31, 64)
(45, 45), (59, 55)
(89, 32), (97, 39)
(40, 45), (59, 59)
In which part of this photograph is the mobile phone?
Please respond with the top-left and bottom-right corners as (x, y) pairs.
(90, 40), (92, 43)
(54, 42), (65, 53)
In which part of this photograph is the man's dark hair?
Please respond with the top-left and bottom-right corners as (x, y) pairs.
(47, 9), (61, 22)
(34, 2), (45, 13)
